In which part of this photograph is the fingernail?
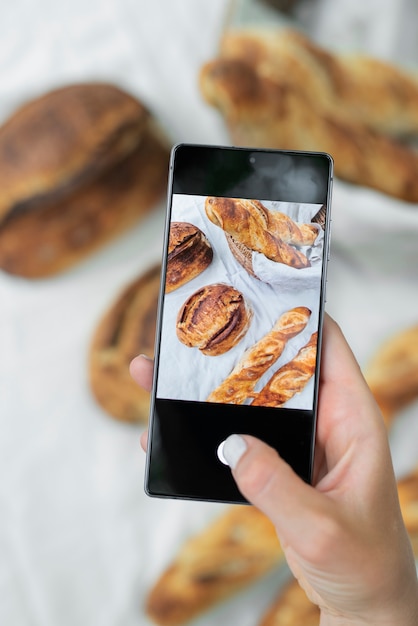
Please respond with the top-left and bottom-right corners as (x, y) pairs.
(138, 354), (153, 361)
(222, 434), (248, 470)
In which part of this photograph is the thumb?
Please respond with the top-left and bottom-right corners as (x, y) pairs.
(222, 434), (324, 541)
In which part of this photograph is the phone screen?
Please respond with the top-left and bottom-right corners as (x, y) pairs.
(145, 144), (333, 503)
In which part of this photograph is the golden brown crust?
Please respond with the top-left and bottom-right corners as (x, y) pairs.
(220, 28), (418, 138)
(0, 83), (150, 220)
(252, 332), (317, 407)
(365, 325), (418, 427)
(0, 128), (169, 277)
(176, 283), (252, 356)
(166, 222), (213, 293)
(146, 506), (284, 626)
(200, 41), (418, 202)
(205, 197), (310, 269)
(258, 577), (319, 626)
(89, 264), (160, 423)
(207, 306), (311, 404)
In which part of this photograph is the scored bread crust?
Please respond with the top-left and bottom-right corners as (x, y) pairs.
(166, 222), (213, 293)
(0, 128), (169, 277)
(0, 83), (150, 220)
(205, 197), (311, 269)
(251, 332), (317, 407)
(146, 506), (284, 626)
(200, 39), (418, 202)
(207, 306), (311, 404)
(220, 28), (418, 138)
(176, 283), (253, 356)
(89, 264), (160, 423)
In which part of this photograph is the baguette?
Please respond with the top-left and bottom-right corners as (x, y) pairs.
(252, 332), (317, 407)
(146, 506), (284, 626)
(205, 196), (310, 269)
(207, 306), (311, 404)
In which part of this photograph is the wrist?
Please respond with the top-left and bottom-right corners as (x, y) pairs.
(319, 585), (418, 626)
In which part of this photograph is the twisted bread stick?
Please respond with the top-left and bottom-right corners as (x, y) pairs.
(252, 332), (317, 407)
(205, 196), (311, 269)
(207, 306), (311, 404)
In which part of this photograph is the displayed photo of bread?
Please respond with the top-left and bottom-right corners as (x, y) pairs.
(165, 221), (213, 293)
(89, 264), (160, 423)
(176, 283), (253, 356)
(0, 82), (170, 277)
(205, 196), (312, 269)
(156, 193), (324, 408)
(145, 505), (284, 626)
(252, 332), (318, 407)
(207, 306), (311, 404)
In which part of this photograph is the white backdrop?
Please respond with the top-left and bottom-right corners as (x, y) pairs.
(1, 1), (418, 625)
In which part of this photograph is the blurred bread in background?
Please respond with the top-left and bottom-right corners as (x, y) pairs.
(89, 264), (160, 423)
(200, 28), (418, 202)
(0, 83), (169, 277)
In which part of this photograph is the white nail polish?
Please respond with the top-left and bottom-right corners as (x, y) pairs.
(221, 434), (247, 470)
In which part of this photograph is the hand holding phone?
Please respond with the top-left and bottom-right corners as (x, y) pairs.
(145, 144), (333, 503)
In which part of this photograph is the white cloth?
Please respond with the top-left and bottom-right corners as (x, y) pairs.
(1, 1), (418, 626)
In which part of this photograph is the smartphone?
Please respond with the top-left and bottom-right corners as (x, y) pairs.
(145, 144), (333, 503)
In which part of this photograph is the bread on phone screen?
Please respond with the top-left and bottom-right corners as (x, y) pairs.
(199, 34), (418, 203)
(0, 83), (169, 277)
(166, 222), (213, 292)
(252, 332), (317, 407)
(89, 264), (160, 423)
(176, 283), (252, 356)
(207, 306), (311, 404)
(205, 196), (311, 269)
(146, 506), (284, 626)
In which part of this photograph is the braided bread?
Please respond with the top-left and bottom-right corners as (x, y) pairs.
(205, 196), (311, 269)
(200, 31), (418, 202)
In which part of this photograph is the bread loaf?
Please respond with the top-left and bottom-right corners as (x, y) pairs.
(200, 33), (418, 202)
(176, 283), (252, 356)
(207, 306), (311, 404)
(166, 222), (213, 293)
(365, 325), (418, 427)
(146, 506), (284, 626)
(252, 332), (317, 407)
(89, 264), (160, 423)
(0, 83), (169, 276)
(205, 197), (310, 269)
